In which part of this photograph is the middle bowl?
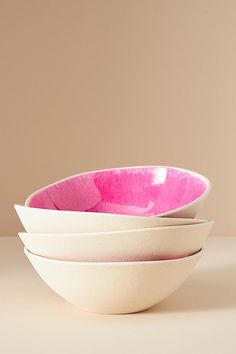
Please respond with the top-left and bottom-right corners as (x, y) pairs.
(19, 221), (213, 262)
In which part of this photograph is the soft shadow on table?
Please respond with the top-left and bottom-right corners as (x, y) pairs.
(146, 263), (236, 314)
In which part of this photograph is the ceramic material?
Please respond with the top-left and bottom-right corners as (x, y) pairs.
(19, 221), (212, 262)
(15, 205), (205, 233)
(24, 248), (203, 314)
(25, 166), (211, 218)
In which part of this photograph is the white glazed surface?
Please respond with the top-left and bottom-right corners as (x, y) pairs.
(15, 205), (206, 233)
(19, 221), (213, 261)
(24, 248), (203, 314)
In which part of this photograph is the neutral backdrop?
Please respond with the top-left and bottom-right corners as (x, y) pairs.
(1, 0), (235, 236)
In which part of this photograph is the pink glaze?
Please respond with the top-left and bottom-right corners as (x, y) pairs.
(27, 167), (208, 216)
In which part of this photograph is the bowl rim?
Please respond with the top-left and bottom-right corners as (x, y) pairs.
(24, 247), (203, 265)
(24, 165), (211, 217)
(19, 220), (213, 238)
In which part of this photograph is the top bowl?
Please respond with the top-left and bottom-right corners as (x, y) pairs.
(25, 166), (211, 218)
(15, 205), (205, 233)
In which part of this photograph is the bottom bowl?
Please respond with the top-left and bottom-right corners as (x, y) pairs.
(24, 248), (203, 314)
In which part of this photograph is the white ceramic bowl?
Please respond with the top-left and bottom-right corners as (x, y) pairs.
(25, 166), (211, 218)
(15, 205), (206, 233)
(24, 248), (203, 314)
(19, 221), (213, 262)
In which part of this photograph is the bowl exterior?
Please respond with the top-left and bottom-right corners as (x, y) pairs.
(24, 249), (203, 314)
(15, 205), (205, 233)
(19, 222), (212, 262)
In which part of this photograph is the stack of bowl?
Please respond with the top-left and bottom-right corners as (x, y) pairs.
(15, 166), (213, 314)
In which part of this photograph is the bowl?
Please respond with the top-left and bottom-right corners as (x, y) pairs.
(25, 166), (211, 218)
(24, 248), (203, 314)
(19, 221), (213, 262)
(15, 205), (206, 233)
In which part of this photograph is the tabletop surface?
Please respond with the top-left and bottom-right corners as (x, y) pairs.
(0, 236), (235, 354)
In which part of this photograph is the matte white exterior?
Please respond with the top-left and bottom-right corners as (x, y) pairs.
(15, 205), (205, 233)
(19, 221), (213, 261)
(24, 248), (203, 314)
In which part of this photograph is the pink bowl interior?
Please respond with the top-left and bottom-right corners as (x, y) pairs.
(27, 167), (207, 216)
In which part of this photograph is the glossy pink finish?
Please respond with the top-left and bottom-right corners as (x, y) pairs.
(27, 167), (208, 217)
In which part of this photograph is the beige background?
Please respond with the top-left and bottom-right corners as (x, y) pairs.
(0, 0), (235, 236)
